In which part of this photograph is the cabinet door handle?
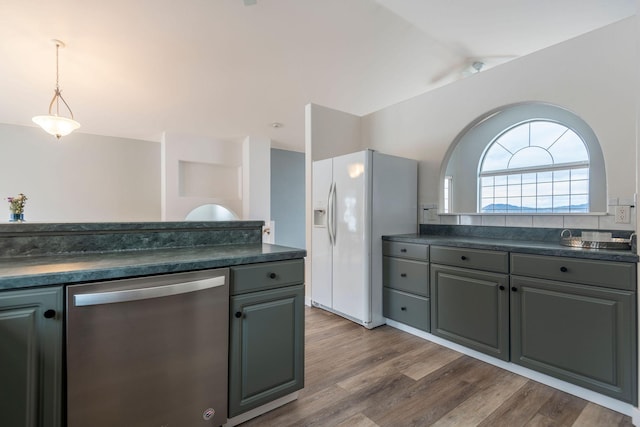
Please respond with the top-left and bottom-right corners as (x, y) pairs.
(268, 272), (277, 279)
(234, 311), (243, 319)
(511, 286), (518, 292)
(499, 285), (505, 291)
(400, 248), (407, 253)
(400, 306), (407, 311)
(560, 266), (568, 273)
(460, 255), (467, 260)
(400, 273), (407, 277)
(43, 309), (56, 319)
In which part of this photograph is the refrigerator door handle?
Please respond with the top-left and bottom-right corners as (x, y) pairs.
(330, 182), (337, 245)
(327, 182), (335, 246)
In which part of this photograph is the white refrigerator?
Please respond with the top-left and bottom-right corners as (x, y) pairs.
(311, 149), (417, 329)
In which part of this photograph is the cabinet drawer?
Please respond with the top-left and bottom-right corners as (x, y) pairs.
(383, 241), (428, 261)
(511, 253), (636, 291)
(383, 287), (430, 332)
(383, 256), (429, 297)
(231, 259), (304, 295)
(431, 246), (508, 273)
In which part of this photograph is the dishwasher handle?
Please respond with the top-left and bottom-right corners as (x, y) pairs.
(73, 275), (226, 307)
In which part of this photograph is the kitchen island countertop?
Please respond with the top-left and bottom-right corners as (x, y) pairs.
(0, 221), (306, 291)
(0, 243), (305, 291)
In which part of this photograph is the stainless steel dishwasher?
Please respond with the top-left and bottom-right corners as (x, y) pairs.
(66, 268), (229, 427)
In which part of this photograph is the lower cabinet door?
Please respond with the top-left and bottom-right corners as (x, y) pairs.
(229, 284), (305, 417)
(0, 286), (63, 427)
(511, 276), (637, 404)
(431, 264), (509, 360)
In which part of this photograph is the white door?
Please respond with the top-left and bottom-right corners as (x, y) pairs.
(311, 158), (333, 308)
(331, 151), (371, 322)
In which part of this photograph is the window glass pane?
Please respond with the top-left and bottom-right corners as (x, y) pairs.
(495, 123), (529, 153)
(530, 121), (568, 149)
(553, 195), (570, 211)
(571, 168), (589, 180)
(494, 176), (507, 186)
(570, 180), (589, 194)
(537, 171), (553, 183)
(509, 147), (553, 169)
(494, 197), (507, 207)
(553, 181), (570, 195)
(522, 173), (537, 184)
(481, 186), (493, 199)
(507, 174), (521, 185)
(538, 196), (553, 210)
(481, 176), (494, 187)
(571, 194), (589, 211)
(522, 184), (537, 197)
(482, 144), (511, 171)
(494, 185), (507, 198)
(507, 184), (521, 197)
(553, 170), (570, 181)
(481, 199), (494, 212)
(538, 182), (552, 196)
(521, 197), (537, 210)
(507, 198), (521, 211)
(549, 131), (588, 163)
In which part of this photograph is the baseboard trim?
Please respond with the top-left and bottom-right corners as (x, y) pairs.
(385, 319), (638, 419)
(632, 407), (640, 426)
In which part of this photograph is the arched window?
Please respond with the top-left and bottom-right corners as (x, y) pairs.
(479, 120), (589, 213)
(441, 102), (606, 214)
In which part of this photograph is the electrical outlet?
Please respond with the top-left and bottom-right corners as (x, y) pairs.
(615, 205), (631, 224)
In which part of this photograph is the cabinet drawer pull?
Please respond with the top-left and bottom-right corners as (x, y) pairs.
(43, 309), (56, 319)
(234, 311), (243, 318)
(268, 272), (277, 279)
(560, 266), (568, 273)
(400, 306), (407, 311)
(461, 255), (467, 260)
(400, 248), (407, 253)
(400, 273), (407, 277)
(499, 285), (505, 291)
(511, 286), (518, 292)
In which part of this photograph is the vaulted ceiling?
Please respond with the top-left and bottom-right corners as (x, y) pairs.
(0, 0), (634, 151)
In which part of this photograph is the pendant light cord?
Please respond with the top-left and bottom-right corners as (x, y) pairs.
(48, 41), (75, 119)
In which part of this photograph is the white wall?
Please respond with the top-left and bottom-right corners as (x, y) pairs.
(161, 132), (243, 221)
(242, 136), (271, 222)
(0, 124), (160, 222)
(361, 17), (636, 228)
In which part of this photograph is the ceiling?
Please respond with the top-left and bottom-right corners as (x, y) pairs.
(0, 0), (635, 151)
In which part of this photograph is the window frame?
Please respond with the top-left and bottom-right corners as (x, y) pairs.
(440, 102), (606, 214)
(478, 119), (591, 213)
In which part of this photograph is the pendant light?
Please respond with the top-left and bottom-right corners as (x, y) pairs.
(32, 39), (80, 139)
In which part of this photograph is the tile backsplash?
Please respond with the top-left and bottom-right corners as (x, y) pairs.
(425, 212), (635, 231)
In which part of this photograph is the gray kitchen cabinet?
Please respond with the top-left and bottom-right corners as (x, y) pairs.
(431, 260), (510, 361)
(511, 253), (637, 404)
(382, 241), (430, 332)
(228, 260), (305, 417)
(0, 286), (63, 427)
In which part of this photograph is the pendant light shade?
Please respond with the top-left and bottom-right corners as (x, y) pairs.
(32, 39), (80, 139)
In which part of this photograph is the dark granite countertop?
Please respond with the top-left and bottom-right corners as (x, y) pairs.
(0, 243), (306, 291)
(383, 234), (638, 263)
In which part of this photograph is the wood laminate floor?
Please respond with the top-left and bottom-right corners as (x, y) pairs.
(242, 307), (633, 427)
